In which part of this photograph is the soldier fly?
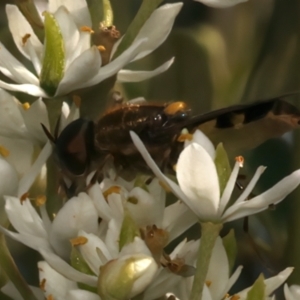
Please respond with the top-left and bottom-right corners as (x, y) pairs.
(42, 96), (300, 196)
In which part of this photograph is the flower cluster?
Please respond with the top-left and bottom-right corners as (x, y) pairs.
(0, 0), (180, 97)
(0, 0), (299, 300)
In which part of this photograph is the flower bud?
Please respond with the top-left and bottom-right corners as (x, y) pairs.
(98, 254), (157, 300)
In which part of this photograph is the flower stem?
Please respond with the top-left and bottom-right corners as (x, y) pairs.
(189, 222), (223, 300)
(0, 233), (38, 300)
(43, 98), (63, 218)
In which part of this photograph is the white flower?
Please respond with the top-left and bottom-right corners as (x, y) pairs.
(284, 284), (300, 300)
(194, 0), (248, 8)
(235, 268), (294, 300)
(0, 88), (78, 196)
(163, 237), (242, 300)
(0, 1), (181, 97)
(0, 172), (197, 299)
(130, 130), (300, 223)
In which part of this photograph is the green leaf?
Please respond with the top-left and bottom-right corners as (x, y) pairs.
(40, 12), (65, 96)
(246, 274), (266, 300)
(70, 247), (97, 293)
(119, 210), (140, 251)
(214, 143), (231, 196)
(222, 229), (237, 272)
(112, 0), (163, 59)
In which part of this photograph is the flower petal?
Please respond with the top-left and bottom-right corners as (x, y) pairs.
(176, 143), (220, 220)
(284, 284), (300, 300)
(130, 3), (183, 61)
(66, 290), (100, 300)
(38, 261), (77, 299)
(5, 197), (47, 238)
(55, 46), (101, 96)
(0, 226), (51, 252)
(48, 0), (92, 27)
(184, 130), (215, 159)
(81, 38), (148, 89)
(0, 80), (48, 97)
(237, 267), (293, 298)
(0, 159), (18, 198)
(206, 237), (230, 300)
(39, 248), (98, 286)
(20, 98), (50, 144)
(78, 230), (112, 274)
(18, 141), (52, 197)
(223, 170), (300, 222)
(130, 131), (195, 216)
(163, 201), (197, 242)
(50, 193), (98, 259)
(53, 6), (81, 68)
(117, 57), (175, 82)
(0, 89), (28, 138)
(194, 0), (248, 8)
(6, 5), (43, 60)
(0, 137), (34, 177)
(0, 42), (39, 85)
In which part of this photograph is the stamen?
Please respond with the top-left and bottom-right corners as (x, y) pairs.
(103, 186), (121, 199)
(235, 156), (244, 167)
(47, 295), (54, 300)
(0, 145), (9, 157)
(205, 280), (212, 287)
(20, 192), (30, 204)
(70, 236), (88, 246)
(230, 295), (240, 300)
(177, 133), (193, 142)
(22, 33), (31, 45)
(80, 26), (94, 34)
(35, 195), (46, 207)
(39, 278), (46, 291)
(97, 45), (106, 52)
(22, 102), (31, 110)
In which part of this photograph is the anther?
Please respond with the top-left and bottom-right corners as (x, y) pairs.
(0, 146), (9, 157)
(80, 26), (94, 34)
(70, 236), (88, 246)
(22, 102), (30, 110)
(35, 195), (46, 206)
(97, 45), (106, 52)
(22, 34), (31, 45)
(235, 156), (244, 167)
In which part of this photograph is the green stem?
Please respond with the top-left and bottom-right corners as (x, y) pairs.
(0, 234), (38, 300)
(43, 98), (64, 218)
(189, 222), (223, 300)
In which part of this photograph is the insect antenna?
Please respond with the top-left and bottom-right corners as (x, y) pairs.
(41, 116), (62, 144)
(41, 123), (56, 144)
(54, 115), (61, 141)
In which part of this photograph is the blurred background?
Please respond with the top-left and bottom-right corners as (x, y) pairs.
(1, 0), (300, 298)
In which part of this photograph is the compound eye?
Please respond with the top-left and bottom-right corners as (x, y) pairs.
(55, 119), (94, 176)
